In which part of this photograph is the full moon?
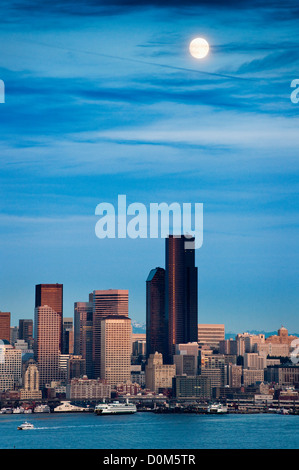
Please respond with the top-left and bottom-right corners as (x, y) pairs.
(189, 37), (209, 59)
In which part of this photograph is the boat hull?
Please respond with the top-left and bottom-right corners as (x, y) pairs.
(95, 410), (136, 415)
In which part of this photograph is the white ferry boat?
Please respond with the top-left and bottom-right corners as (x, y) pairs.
(0, 407), (13, 414)
(54, 401), (87, 412)
(17, 421), (35, 430)
(34, 404), (51, 413)
(207, 403), (228, 414)
(95, 400), (137, 415)
(13, 407), (25, 414)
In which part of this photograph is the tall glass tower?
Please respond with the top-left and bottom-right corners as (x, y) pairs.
(165, 235), (198, 359)
(146, 267), (167, 360)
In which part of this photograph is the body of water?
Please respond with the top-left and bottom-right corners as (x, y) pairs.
(0, 412), (298, 449)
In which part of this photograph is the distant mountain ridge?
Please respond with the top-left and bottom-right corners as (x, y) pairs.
(132, 321), (146, 334)
(225, 330), (299, 339)
(132, 321), (299, 339)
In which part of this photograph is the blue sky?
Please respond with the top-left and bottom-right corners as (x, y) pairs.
(0, 0), (298, 333)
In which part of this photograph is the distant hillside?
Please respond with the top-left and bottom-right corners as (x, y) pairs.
(132, 321), (146, 334)
(226, 330), (299, 340)
(132, 321), (299, 339)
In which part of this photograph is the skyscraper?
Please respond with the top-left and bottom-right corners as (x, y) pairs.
(74, 301), (93, 378)
(100, 315), (132, 387)
(35, 284), (63, 351)
(165, 235), (198, 358)
(0, 311), (11, 343)
(63, 317), (74, 354)
(92, 289), (128, 379)
(19, 319), (33, 348)
(146, 267), (167, 359)
(34, 305), (61, 387)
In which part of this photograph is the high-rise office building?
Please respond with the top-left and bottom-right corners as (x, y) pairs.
(20, 359), (42, 400)
(92, 289), (128, 379)
(173, 342), (199, 375)
(35, 284), (63, 351)
(0, 311), (11, 343)
(34, 305), (61, 387)
(198, 324), (225, 349)
(100, 315), (132, 387)
(145, 352), (176, 393)
(19, 319), (33, 348)
(146, 267), (167, 359)
(0, 344), (22, 391)
(63, 317), (74, 354)
(74, 301), (93, 378)
(165, 235), (198, 358)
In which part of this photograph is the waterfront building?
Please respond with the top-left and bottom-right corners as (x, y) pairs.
(145, 352), (176, 393)
(172, 375), (211, 399)
(0, 311), (11, 343)
(198, 324), (225, 349)
(100, 315), (132, 387)
(115, 381), (141, 396)
(66, 376), (111, 400)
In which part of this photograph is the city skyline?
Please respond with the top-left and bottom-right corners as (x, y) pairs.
(0, 0), (299, 334)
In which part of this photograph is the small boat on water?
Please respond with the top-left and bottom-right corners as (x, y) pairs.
(207, 403), (228, 414)
(95, 400), (137, 415)
(17, 422), (35, 430)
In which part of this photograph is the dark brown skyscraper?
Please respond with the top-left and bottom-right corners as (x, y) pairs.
(146, 267), (167, 360)
(0, 311), (11, 343)
(166, 235), (198, 358)
(35, 284), (63, 352)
